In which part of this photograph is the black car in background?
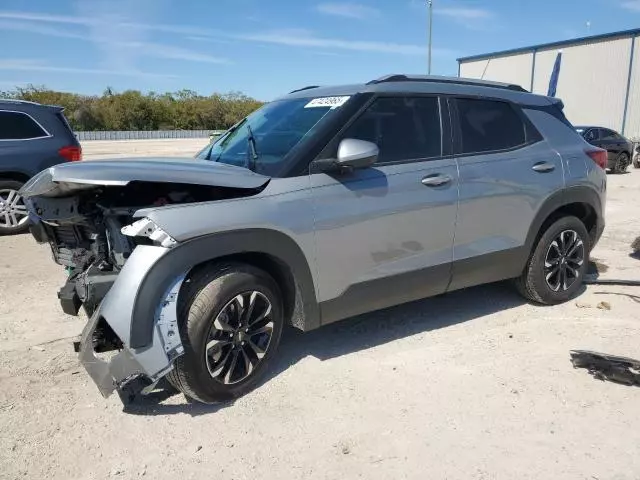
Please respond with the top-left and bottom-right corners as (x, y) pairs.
(0, 100), (81, 235)
(575, 126), (633, 174)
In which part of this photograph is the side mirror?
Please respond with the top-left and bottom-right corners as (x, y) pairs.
(336, 138), (378, 169)
(311, 138), (379, 173)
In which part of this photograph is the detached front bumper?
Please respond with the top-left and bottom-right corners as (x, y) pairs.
(78, 309), (153, 401)
(75, 245), (186, 403)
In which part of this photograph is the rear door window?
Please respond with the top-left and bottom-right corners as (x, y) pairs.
(585, 129), (600, 142)
(341, 96), (442, 164)
(0, 110), (49, 140)
(456, 98), (526, 154)
(600, 129), (619, 140)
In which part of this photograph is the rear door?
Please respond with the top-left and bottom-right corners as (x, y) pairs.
(310, 95), (459, 323)
(449, 96), (564, 291)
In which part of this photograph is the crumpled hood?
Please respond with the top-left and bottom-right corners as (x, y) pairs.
(21, 157), (270, 198)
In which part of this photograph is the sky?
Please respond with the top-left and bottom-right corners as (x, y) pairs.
(1, 0), (640, 100)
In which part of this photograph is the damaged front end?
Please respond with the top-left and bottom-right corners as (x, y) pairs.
(21, 158), (269, 402)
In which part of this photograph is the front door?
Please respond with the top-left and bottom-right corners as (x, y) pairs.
(309, 96), (459, 324)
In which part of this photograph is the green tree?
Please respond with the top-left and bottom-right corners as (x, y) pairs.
(2, 85), (264, 131)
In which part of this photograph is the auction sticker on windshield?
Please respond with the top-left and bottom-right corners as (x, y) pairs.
(305, 96), (350, 109)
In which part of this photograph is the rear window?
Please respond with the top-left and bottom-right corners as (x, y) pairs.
(56, 112), (74, 135)
(0, 110), (49, 140)
(457, 98), (526, 154)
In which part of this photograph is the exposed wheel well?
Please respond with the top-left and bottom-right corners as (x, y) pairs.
(0, 171), (30, 184)
(185, 252), (300, 329)
(538, 202), (598, 246)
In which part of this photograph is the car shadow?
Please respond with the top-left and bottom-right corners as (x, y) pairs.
(125, 282), (527, 416)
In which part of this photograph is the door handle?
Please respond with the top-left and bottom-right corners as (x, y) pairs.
(421, 174), (452, 187)
(532, 162), (555, 173)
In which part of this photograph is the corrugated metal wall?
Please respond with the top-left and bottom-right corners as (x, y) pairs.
(459, 34), (640, 139)
(459, 52), (533, 89)
(76, 130), (225, 141)
(533, 38), (631, 132)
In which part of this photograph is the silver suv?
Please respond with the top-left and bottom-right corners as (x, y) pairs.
(21, 75), (606, 404)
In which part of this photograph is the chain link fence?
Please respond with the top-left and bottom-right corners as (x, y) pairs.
(76, 130), (226, 141)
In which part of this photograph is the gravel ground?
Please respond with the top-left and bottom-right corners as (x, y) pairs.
(1, 141), (639, 480)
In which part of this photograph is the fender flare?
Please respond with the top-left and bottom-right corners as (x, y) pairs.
(524, 185), (603, 254)
(129, 228), (319, 349)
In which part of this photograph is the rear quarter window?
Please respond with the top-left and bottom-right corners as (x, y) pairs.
(0, 110), (49, 140)
(456, 98), (527, 154)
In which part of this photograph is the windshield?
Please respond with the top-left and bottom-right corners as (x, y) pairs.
(196, 96), (351, 176)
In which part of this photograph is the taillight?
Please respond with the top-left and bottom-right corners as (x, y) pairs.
(586, 148), (607, 170)
(58, 145), (82, 162)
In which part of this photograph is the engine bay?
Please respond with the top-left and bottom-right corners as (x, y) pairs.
(27, 180), (260, 318)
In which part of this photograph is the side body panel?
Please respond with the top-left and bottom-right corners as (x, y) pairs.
(449, 141), (564, 290)
(525, 108), (607, 237)
(311, 158), (459, 323)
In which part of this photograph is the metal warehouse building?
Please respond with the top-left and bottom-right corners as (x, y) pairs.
(457, 28), (640, 139)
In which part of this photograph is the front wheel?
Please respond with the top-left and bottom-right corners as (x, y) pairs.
(167, 263), (284, 403)
(516, 216), (590, 305)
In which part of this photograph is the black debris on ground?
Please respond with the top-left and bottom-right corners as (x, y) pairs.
(570, 350), (640, 387)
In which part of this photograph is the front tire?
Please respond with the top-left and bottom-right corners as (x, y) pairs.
(167, 263), (284, 403)
(516, 216), (590, 305)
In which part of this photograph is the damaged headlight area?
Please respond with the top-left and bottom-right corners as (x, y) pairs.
(121, 217), (178, 248)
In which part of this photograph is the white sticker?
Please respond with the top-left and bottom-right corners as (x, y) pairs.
(304, 96), (351, 109)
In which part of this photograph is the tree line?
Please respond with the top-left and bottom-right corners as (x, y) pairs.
(0, 85), (264, 132)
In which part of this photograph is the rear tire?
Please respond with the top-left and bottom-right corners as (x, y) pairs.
(167, 263), (284, 403)
(633, 154), (640, 169)
(612, 152), (630, 174)
(516, 216), (590, 305)
(0, 180), (29, 235)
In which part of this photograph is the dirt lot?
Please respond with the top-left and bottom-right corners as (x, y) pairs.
(1, 140), (639, 480)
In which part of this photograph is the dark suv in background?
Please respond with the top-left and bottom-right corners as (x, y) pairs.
(576, 126), (633, 174)
(0, 100), (81, 234)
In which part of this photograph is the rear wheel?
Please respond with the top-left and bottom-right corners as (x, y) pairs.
(0, 180), (29, 235)
(612, 152), (630, 174)
(167, 263), (284, 403)
(633, 153), (640, 169)
(516, 216), (590, 305)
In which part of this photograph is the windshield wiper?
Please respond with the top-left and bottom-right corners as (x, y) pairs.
(212, 118), (248, 162)
(245, 124), (259, 172)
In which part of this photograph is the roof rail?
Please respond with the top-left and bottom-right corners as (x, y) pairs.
(289, 85), (320, 94)
(0, 98), (42, 106)
(367, 74), (528, 93)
